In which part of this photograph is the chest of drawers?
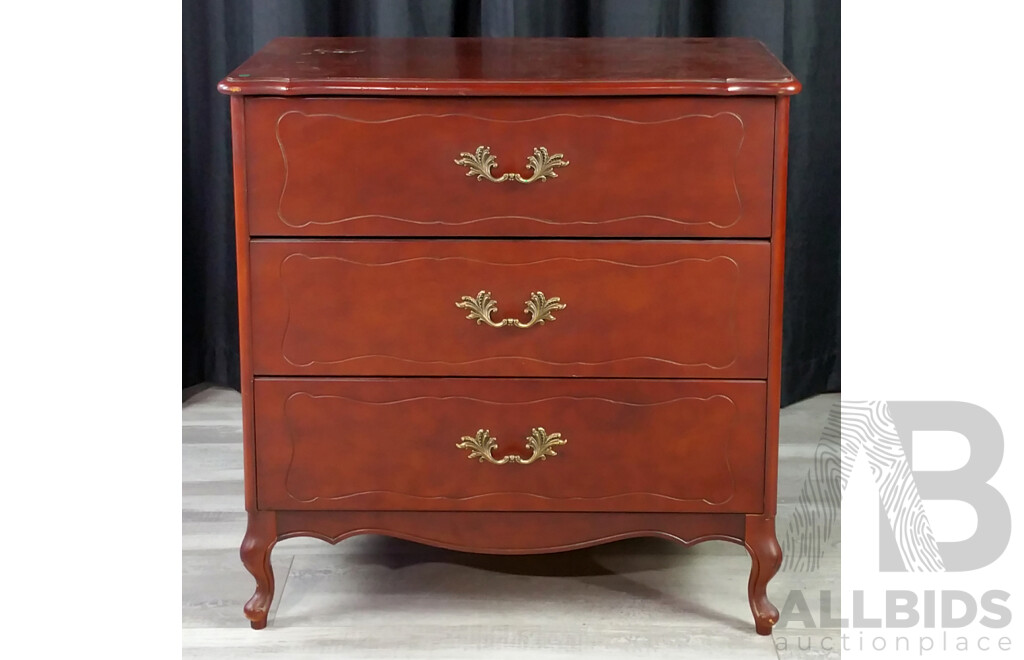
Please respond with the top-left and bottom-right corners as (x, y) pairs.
(219, 37), (799, 635)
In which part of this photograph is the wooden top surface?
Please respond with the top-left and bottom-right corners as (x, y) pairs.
(219, 37), (799, 97)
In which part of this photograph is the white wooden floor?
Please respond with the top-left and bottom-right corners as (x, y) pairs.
(183, 387), (840, 659)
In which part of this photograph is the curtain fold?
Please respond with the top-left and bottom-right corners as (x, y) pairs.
(182, 0), (840, 406)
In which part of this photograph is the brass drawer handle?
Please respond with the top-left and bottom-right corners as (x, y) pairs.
(456, 290), (565, 329)
(455, 146), (568, 183)
(457, 428), (566, 465)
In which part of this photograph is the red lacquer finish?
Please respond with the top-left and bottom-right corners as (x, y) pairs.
(218, 37), (800, 97)
(249, 240), (771, 378)
(763, 97), (791, 517)
(745, 514), (783, 635)
(254, 378), (767, 512)
(229, 97), (258, 511)
(240, 510), (276, 629)
(243, 96), (775, 237)
(223, 37), (799, 635)
(276, 510), (747, 555)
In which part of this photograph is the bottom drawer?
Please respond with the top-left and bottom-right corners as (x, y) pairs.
(254, 379), (767, 513)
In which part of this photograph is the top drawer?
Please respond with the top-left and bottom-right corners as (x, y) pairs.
(242, 96), (775, 238)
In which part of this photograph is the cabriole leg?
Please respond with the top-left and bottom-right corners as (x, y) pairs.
(240, 510), (277, 630)
(744, 514), (782, 635)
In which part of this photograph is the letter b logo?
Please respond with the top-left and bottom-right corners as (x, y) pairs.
(879, 402), (1010, 571)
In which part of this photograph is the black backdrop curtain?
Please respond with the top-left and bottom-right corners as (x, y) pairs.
(183, 0), (839, 407)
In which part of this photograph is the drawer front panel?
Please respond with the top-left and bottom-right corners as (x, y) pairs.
(250, 240), (770, 378)
(244, 96), (775, 237)
(254, 379), (766, 513)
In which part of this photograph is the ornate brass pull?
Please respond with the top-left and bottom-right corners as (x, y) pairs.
(457, 427), (566, 465)
(456, 290), (565, 329)
(455, 146), (568, 184)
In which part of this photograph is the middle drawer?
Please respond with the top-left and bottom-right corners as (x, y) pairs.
(250, 240), (770, 379)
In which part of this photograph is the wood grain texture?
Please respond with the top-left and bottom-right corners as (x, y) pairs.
(253, 378), (767, 512)
(218, 37), (800, 97)
(243, 96), (775, 237)
(249, 240), (771, 378)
